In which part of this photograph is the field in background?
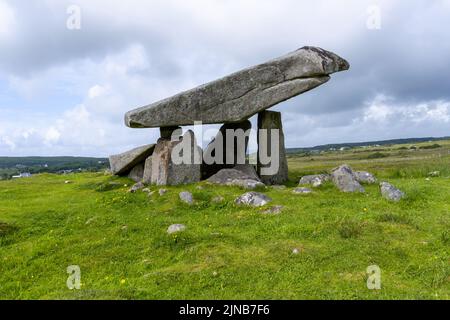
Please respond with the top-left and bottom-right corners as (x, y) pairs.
(0, 139), (449, 299)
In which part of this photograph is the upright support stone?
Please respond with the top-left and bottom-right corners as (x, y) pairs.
(202, 120), (251, 179)
(151, 130), (201, 186)
(257, 111), (288, 185)
(160, 126), (182, 139)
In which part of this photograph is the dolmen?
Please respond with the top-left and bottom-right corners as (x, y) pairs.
(109, 46), (349, 186)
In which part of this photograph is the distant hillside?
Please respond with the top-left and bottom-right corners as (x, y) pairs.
(286, 136), (450, 154)
(0, 157), (109, 180)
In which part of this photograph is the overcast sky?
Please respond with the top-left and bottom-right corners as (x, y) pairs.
(1, 0), (449, 156)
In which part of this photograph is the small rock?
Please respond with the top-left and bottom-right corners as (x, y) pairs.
(292, 248), (300, 255)
(293, 187), (313, 194)
(159, 189), (168, 196)
(212, 196), (225, 203)
(354, 171), (377, 184)
(299, 174), (330, 187)
(142, 188), (151, 193)
(129, 181), (145, 193)
(380, 182), (405, 202)
(331, 165), (365, 193)
(167, 224), (186, 234)
(121, 225), (128, 231)
(262, 205), (283, 215)
(179, 191), (194, 204)
(64, 180), (72, 184)
(428, 171), (440, 177)
(272, 185), (287, 190)
(235, 192), (272, 207)
(196, 185), (204, 190)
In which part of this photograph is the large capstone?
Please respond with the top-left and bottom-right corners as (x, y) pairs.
(150, 130), (202, 186)
(257, 111), (288, 185)
(202, 120), (251, 179)
(125, 47), (349, 128)
(109, 144), (155, 175)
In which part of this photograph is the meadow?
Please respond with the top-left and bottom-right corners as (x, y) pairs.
(0, 140), (449, 299)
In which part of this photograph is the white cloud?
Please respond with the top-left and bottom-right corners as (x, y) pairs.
(44, 127), (61, 145)
(0, 0), (15, 40)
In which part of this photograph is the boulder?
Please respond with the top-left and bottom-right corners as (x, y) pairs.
(299, 174), (331, 187)
(235, 192), (272, 207)
(128, 163), (144, 182)
(331, 165), (365, 193)
(354, 171), (377, 184)
(167, 224), (186, 234)
(257, 111), (288, 185)
(380, 182), (405, 202)
(125, 47), (349, 128)
(179, 191), (194, 204)
(109, 144), (155, 175)
(202, 120), (251, 179)
(151, 130), (202, 185)
(207, 168), (265, 189)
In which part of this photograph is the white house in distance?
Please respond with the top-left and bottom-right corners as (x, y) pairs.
(12, 173), (32, 179)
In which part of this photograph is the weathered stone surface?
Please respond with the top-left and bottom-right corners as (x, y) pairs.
(380, 182), (405, 202)
(129, 181), (145, 193)
(151, 130), (202, 185)
(167, 224), (186, 234)
(261, 205), (284, 215)
(299, 174), (331, 187)
(257, 111), (288, 185)
(142, 156), (153, 184)
(202, 120), (251, 179)
(125, 47), (349, 128)
(235, 192), (272, 207)
(233, 164), (260, 181)
(207, 168), (265, 189)
(160, 126), (182, 139)
(354, 171), (377, 184)
(331, 165), (365, 193)
(128, 163), (144, 182)
(293, 187), (313, 194)
(109, 144), (155, 175)
(179, 191), (194, 204)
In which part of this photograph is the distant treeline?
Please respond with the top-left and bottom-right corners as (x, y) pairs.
(286, 136), (450, 154)
(0, 157), (109, 180)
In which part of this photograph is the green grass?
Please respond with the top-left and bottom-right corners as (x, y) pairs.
(0, 141), (449, 300)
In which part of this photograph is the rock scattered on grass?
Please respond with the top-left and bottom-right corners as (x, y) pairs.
(380, 182), (405, 202)
(261, 205), (283, 215)
(331, 165), (365, 193)
(272, 185), (287, 190)
(64, 180), (72, 184)
(159, 189), (168, 196)
(428, 171), (440, 177)
(299, 174), (330, 187)
(179, 191), (194, 204)
(235, 192), (272, 207)
(129, 181), (145, 193)
(212, 196), (225, 203)
(293, 187), (313, 194)
(167, 224), (186, 234)
(354, 171), (377, 184)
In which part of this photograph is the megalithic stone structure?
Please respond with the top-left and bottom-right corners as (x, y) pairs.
(113, 46), (349, 186)
(124, 47), (349, 128)
(257, 111), (289, 185)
